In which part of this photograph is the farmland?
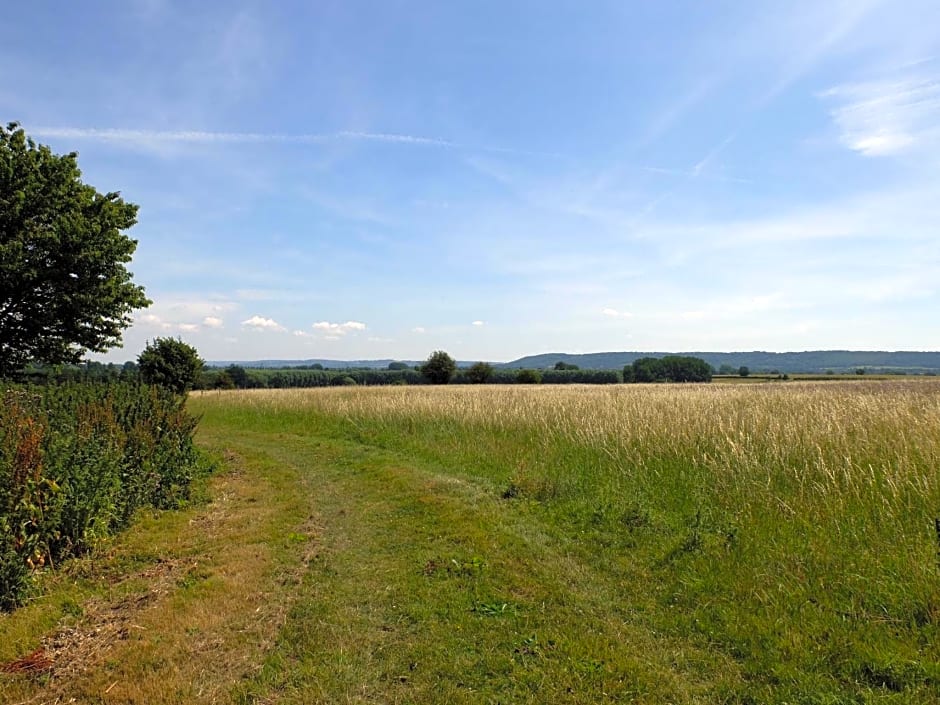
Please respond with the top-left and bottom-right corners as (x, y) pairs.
(2, 381), (939, 703)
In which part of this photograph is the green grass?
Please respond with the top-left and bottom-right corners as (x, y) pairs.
(192, 382), (940, 703)
(3, 381), (938, 703)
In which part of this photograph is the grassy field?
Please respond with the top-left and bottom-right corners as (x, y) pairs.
(2, 381), (939, 703)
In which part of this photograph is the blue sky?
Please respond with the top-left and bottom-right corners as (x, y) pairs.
(4, 1), (940, 362)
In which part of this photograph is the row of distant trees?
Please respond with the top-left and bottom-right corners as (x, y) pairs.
(173, 351), (714, 389)
(24, 346), (776, 391)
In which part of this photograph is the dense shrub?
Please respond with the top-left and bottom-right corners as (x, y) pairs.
(516, 369), (542, 384)
(466, 362), (495, 384)
(625, 356), (712, 383)
(138, 338), (204, 394)
(540, 369), (621, 384)
(0, 382), (206, 609)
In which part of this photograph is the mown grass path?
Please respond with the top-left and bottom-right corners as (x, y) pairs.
(224, 430), (741, 704)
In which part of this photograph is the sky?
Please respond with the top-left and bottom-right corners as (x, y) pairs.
(3, 1), (940, 362)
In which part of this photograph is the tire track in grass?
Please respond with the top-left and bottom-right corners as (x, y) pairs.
(231, 431), (742, 704)
(0, 446), (322, 705)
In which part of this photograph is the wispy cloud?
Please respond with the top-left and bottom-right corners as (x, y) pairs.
(28, 126), (558, 157)
(691, 134), (736, 176)
(822, 72), (940, 156)
(759, 0), (885, 104)
(471, 320), (484, 327)
(242, 315), (286, 332)
(312, 320), (366, 335)
(202, 316), (224, 328)
(640, 76), (718, 146)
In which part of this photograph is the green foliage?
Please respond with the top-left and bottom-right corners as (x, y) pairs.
(225, 364), (250, 388)
(0, 123), (151, 376)
(554, 361), (579, 371)
(421, 350), (457, 385)
(138, 338), (204, 395)
(625, 356), (712, 383)
(659, 355), (712, 382)
(515, 369), (542, 384)
(466, 361), (494, 384)
(0, 382), (207, 609)
(540, 368), (621, 384)
(738, 366), (750, 377)
(387, 361), (409, 371)
(213, 370), (236, 389)
(629, 357), (664, 383)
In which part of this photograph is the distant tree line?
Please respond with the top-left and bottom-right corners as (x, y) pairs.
(21, 353), (721, 390)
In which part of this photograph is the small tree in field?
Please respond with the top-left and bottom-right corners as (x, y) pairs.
(739, 366), (750, 377)
(466, 361), (494, 384)
(421, 350), (457, 384)
(138, 338), (203, 394)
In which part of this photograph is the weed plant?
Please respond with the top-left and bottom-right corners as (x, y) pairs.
(0, 383), (206, 608)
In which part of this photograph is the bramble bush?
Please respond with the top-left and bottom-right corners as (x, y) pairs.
(0, 382), (206, 609)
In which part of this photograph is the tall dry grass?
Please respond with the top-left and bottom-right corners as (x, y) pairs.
(193, 381), (940, 694)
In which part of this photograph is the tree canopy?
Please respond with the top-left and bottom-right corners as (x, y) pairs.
(466, 361), (494, 384)
(0, 123), (150, 376)
(421, 350), (457, 385)
(138, 338), (204, 394)
(624, 356), (712, 383)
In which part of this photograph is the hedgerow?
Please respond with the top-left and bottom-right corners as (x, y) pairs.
(0, 382), (206, 609)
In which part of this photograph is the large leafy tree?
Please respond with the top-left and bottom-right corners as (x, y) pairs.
(0, 122), (150, 376)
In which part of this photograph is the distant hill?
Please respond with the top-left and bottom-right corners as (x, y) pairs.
(504, 351), (940, 374)
(208, 358), (478, 369)
(208, 351), (940, 374)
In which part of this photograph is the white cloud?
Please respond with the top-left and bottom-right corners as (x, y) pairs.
(138, 313), (172, 330)
(202, 316), (224, 328)
(822, 73), (940, 157)
(241, 315), (286, 332)
(471, 320), (484, 326)
(602, 308), (633, 318)
(412, 326), (426, 334)
(312, 320), (367, 335)
(178, 323), (199, 332)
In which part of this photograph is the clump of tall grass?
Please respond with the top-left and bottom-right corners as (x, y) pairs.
(0, 383), (206, 609)
(195, 381), (940, 697)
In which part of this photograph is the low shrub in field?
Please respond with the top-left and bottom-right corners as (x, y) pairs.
(0, 382), (206, 609)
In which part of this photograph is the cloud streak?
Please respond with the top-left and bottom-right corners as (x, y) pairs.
(822, 72), (940, 156)
(29, 126), (561, 157)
